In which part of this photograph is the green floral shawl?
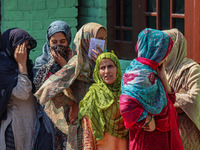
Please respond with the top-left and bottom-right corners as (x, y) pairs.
(79, 52), (128, 140)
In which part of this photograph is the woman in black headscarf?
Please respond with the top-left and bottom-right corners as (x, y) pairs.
(0, 28), (37, 150)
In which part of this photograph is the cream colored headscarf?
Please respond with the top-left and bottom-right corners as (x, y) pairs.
(163, 28), (200, 130)
(34, 23), (106, 134)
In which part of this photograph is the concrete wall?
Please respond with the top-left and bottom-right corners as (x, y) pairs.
(1, 0), (78, 61)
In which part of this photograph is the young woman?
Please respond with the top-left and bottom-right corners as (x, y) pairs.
(0, 28), (37, 150)
(34, 22), (107, 149)
(79, 52), (128, 150)
(119, 28), (183, 150)
(33, 20), (74, 150)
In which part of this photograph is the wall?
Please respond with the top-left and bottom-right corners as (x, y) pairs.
(78, 0), (130, 73)
(78, 0), (107, 30)
(1, 0), (78, 61)
(1, 0), (130, 72)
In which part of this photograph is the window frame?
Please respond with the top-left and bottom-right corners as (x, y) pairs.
(107, 0), (200, 62)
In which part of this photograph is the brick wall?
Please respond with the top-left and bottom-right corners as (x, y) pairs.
(78, 0), (107, 29)
(77, 0), (131, 72)
(1, 0), (78, 61)
(1, 0), (130, 72)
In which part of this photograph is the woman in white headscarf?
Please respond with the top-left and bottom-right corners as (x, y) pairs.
(164, 28), (200, 150)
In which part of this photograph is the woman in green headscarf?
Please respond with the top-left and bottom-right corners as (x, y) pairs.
(79, 52), (128, 150)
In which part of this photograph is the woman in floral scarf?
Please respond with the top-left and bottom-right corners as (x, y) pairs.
(34, 22), (107, 150)
(120, 28), (183, 150)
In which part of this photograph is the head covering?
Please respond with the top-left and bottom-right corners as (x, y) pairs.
(0, 28), (37, 121)
(33, 20), (72, 90)
(93, 52), (122, 93)
(35, 22), (106, 104)
(163, 28), (196, 83)
(164, 28), (200, 131)
(34, 22), (106, 134)
(120, 28), (173, 122)
(33, 20), (72, 74)
(79, 52), (128, 140)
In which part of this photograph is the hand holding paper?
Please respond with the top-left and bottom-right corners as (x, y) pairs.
(88, 38), (105, 59)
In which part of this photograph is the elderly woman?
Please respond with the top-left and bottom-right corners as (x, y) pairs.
(0, 28), (37, 150)
(34, 22), (107, 149)
(79, 52), (128, 150)
(120, 28), (183, 150)
(164, 28), (200, 150)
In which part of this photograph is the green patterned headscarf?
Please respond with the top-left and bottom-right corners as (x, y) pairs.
(79, 52), (128, 140)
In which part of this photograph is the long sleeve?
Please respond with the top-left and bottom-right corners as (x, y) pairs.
(51, 88), (76, 108)
(12, 74), (32, 100)
(175, 65), (200, 130)
(82, 115), (96, 150)
(119, 94), (146, 129)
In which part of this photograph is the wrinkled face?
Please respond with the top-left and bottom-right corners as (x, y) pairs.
(49, 32), (68, 47)
(99, 58), (117, 85)
(96, 28), (107, 50)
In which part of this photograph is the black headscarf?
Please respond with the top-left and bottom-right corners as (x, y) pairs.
(0, 28), (37, 121)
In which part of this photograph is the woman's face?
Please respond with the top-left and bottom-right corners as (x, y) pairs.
(49, 32), (68, 47)
(24, 40), (31, 49)
(99, 58), (117, 85)
(14, 40), (31, 51)
(96, 28), (107, 49)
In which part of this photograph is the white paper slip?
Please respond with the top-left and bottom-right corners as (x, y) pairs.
(88, 38), (105, 59)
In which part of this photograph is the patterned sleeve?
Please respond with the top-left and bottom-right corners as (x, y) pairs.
(12, 74), (32, 100)
(52, 87), (77, 108)
(82, 115), (96, 150)
(51, 92), (71, 108)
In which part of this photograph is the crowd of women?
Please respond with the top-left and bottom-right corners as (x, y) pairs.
(0, 20), (200, 150)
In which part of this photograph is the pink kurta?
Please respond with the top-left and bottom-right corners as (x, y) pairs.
(120, 92), (183, 150)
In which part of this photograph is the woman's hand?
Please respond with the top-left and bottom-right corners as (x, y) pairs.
(156, 62), (166, 80)
(156, 62), (172, 93)
(69, 102), (79, 124)
(91, 46), (104, 63)
(174, 103), (184, 113)
(142, 115), (156, 132)
(50, 48), (67, 67)
(14, 42), (28, 74)
(14, 42), (27, 65)
(66, 47), (73, 61)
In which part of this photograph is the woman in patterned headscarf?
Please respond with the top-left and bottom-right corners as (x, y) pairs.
(79, 52), (128, 150)
(164, 28), (200, 150)
(0, 28), (37, 150)
(120, 28), (183, 150)
(34, 22), (107, 149)
(33, 20), (74, 150)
